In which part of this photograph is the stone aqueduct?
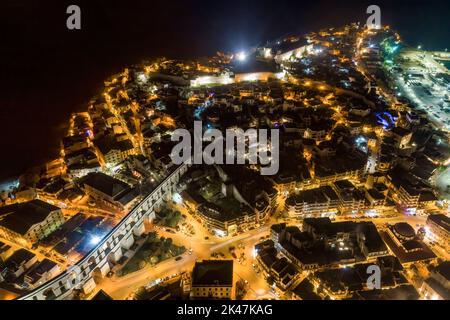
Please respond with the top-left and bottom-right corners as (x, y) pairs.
(19, 163), (190, 300)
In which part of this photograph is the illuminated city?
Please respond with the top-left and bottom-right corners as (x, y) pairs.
(0, 0), (449, 307)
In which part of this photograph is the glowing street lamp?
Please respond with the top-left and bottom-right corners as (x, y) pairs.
(236, 51), (247, 62)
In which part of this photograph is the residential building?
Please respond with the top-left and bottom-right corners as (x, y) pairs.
(191, 260), (233, 299)
(426, 214), (450, 249)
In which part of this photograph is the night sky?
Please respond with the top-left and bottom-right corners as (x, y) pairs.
(0, 0), (449, 181)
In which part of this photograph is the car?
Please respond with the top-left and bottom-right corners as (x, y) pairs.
(175, 256), (183, 261)
(204, 236), (209, 240)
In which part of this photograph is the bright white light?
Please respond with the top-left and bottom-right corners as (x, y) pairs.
(236, 51), (247, 61)
(90, 235), (101, 246)
(172, 193), (183, 204)
(215, 229), (227, 237)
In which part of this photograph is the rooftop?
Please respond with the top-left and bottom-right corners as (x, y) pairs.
(393, 223), (416, 239)
(24, 259), (58, 285)
(433, 261), (450, 281)
(292, 278), (321, 300)
(1, 249), (36, 271)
